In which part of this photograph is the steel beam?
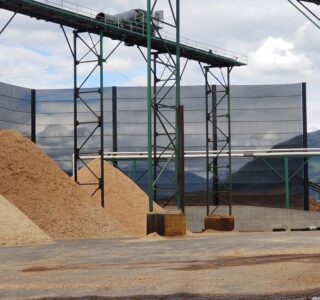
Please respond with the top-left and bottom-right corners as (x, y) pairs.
(0, 12), (16, 35)
(289, 0), (320, 28)
(302, 82), (309, 211)
(31, 89), (36, 143)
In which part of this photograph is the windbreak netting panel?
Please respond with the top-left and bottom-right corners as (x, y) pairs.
(0, 82), (305, 207)
(36, 88), (113, 173)
(227, 84), (304, 208)
(116, 86), (208, 198)
(0, 82), (32, 137)
(117, 84), (304, 207)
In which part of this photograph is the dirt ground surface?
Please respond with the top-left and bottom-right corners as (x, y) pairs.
(1, 232), (320, 300)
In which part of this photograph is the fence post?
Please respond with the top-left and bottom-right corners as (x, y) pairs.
(112, 86), (118, 167)
(302, 82), (309, 211)
(31, 89), (36, 143)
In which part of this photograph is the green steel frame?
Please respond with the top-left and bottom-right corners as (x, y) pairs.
(146, 0), (185, 212)
(201, 65), (233, 216)
(261, 157), (309, 209)
(0, 0), (246, 210)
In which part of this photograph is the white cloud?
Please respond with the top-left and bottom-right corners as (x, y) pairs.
(249, 37), (312, 73)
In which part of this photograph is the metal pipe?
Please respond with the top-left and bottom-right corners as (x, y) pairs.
(78, 150), (320, 161)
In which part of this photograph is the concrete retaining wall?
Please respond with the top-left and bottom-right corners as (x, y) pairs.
(167, 205), (320, 232)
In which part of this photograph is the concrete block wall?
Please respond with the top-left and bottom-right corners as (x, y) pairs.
(167, 205), (320, 232)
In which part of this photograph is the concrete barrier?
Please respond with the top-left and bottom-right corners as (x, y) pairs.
(167, 205), (320, 232)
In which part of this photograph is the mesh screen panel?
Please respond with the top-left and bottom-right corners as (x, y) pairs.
(0, 82), (305, 207)
(0, 82), (31, 137)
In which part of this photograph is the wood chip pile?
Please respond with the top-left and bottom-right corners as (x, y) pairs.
(0, 130), (161, 242)
(78, 159), (164, 237)
(0, 194), (52, 247)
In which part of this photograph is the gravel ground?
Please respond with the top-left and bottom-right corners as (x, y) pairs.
(1, 231), (320, 299)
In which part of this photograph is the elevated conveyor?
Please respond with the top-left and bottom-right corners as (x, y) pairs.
(0, 0), (247, 67)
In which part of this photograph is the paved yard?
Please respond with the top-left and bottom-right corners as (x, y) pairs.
(1, 232), (320, 299)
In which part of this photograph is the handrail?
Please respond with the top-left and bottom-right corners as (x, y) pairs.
(24, 0), (247, 65)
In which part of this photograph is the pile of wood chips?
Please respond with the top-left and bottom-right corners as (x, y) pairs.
(0, 130), (162, 244)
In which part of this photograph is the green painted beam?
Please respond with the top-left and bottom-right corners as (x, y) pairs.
(284, 157), (290, 209)
(175, 0), (181, 210)
(147, 0), (153, 213)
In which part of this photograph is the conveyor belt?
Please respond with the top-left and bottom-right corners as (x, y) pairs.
(0, 0), (247, 67)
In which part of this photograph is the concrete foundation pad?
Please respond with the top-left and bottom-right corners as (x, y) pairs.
(204, 215), (235, 231)
(147, 212), (186, 236)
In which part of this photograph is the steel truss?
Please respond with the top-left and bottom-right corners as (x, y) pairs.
(145, 0), (185, 212)
(201, 65), (233, 216)
(62, 27), (122, 207)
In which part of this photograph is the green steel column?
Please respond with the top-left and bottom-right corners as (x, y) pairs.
(131, 160), (137, 182)
(175, 0), (181, 210)
(100, 31), (105, 208)
(147, 0), (153, 212)
(284, 157), (290, 209)
(227, 68), (232, 216)
(73, 31), (78, 184)
(205, 68), (210, 216)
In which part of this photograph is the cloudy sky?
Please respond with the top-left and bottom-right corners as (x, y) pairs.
(0, 0), (319, 131)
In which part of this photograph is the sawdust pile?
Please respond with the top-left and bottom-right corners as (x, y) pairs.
(78, 159), (164, 236)
(310, 198), (320, 212)
(0, 194), (52, 247)
(0, 130), (132, 240)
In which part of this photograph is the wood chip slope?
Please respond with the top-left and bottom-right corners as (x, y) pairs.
(0, 194), (52, 247)
(0, 130), (132, 240)
(78, 159), (164, 236)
